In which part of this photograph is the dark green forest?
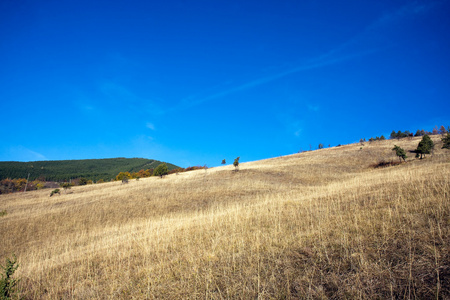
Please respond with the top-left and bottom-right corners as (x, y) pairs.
(0, 158), (179, 182)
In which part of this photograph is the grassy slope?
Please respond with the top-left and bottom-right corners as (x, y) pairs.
(0, 136), (448, 299)
(0, 158), (179, 182)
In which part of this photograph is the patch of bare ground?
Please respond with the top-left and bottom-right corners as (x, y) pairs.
(1, 135), (448, 299)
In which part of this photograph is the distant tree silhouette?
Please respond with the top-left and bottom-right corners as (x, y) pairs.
(221, 159), (226, 165)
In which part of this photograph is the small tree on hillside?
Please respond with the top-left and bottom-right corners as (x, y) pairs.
(233, 157), (240, 171)
(221, 159), (226, 165)
(153, 163), (169, 178)
(415, 134), (434, 159)
(392, 145), (407, 162)
(442, 127), (450, 149)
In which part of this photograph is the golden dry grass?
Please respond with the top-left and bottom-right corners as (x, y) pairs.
(1, 136), (449, 299)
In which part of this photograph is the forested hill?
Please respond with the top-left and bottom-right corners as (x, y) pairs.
(0, 158), (179, 182)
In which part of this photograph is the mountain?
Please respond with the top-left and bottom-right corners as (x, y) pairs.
(0, 158), (179, 181)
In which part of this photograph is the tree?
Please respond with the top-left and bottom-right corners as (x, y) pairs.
(390, 131), (397, 139)
(115, 172), (131, 181)
(233, 157), (240, 171)
(392, 145), (407, 162)
(439, 125), (448, 135)
(432, 126), (439, 135)
(415, 134), (434, 159)
(442, 127), (450, 149)
(318, 143), (324, 149)
(221, 159), (226, 165)
(153, 163), (169, 178)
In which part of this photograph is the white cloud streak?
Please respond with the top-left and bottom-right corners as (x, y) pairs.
(168, 1), (441, 112)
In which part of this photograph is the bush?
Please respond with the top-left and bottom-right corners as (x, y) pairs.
(60, 182), (73, 192)
(115, 172), (131, 181)
(50, 189), (60, 197)
(0, 255), (19, 299)
(0, 210), (6, 217)
(370, 160), (401, 168)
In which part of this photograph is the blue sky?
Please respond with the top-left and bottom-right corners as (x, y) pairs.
(1, 0), (449, 167)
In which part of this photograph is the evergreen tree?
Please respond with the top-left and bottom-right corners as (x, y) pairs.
(415, 135), (434, 159)
(390, 131), (397, 139)
(442, 127), (450, 149)
(153, 163), (169, 178)
(221, 159), (226, 165)
(392, 145), (407, 162)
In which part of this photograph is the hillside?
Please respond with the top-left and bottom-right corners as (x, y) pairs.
(0, 158), (179, 182)
(0, 136), (448, 299)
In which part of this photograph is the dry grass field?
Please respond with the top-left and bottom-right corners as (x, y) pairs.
(1, 136), (449, 299)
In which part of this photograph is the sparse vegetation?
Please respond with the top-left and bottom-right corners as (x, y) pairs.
(0, 135), (448, 299)
(370, 160), (402, 168)
(0, 255), (19, 300)
(0, 210), (6, 217)
(442, 127), (450, 149)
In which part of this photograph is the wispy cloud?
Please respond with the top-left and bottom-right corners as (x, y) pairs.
(6, 146), (47, 161)
(146, 122), (155, 130)
(171, 49), (378, 112)
(369, 0), (439, 30)
(167, 1), (440, 113)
